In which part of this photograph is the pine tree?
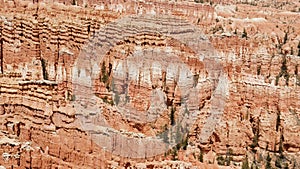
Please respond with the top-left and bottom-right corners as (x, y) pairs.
(234, 29), (237, 35)
(279, 132), (284, 156)
(266, 153), (272, 169)
(297, 41), (300, 56)
(41, 58), (48, 80)
(101, 62), (108, 83)
(242, 28), (248, 39)
(283, 163), (289, 169)
(283, 32), (288, 44)
(170, 106), (175, 125)
(275, 156), (282, 168)
(199, 150), (204, 162)
(242, 156), (250, 169)
(276, 112), (280, 132)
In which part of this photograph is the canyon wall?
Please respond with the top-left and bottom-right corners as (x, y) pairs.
(0, 0), (299, 168)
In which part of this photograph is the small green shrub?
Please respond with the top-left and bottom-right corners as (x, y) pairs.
(103, 96), (107, 102)
(217, 156), (225, 165)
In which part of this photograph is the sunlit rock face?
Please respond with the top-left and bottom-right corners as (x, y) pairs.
(0, 0), (300, 168)
(72, 14), (227, 159)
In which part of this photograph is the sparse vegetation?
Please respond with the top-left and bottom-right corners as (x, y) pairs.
(279, 132), (284, 156)
(283, 32), (288, 44)
(276, 111), (280, 132)
(102, 96), (114, 106)
(175, 125), (183, 143)
(170, 106), (175, 125)
(171, 148), (178, 161)
(257, 65), (261, 75)
(298, 41), (300, 56)
(211, 25), (224, 34)
(283, 163), (289, 169)
(181, 135), (188, 150)
(101, 61), (109, 84)
(184, 104), (190, 115)
(216, 155), (225, 165)
(163, 132), (189, 161)
(296, 65), (300, 86)
(199, 149), (203, 162)
(216, 148), (233, 166)
(242, 156), (250, 169)
(297, 75), (300, 86)
(266, 153), (272, 169)
(114, 92), (120, 105)
(275, 155), (282, 168)
(194, 0), (204, 3)
(225, 148), (233, 166)
(250, 132), (259, 149)
(160, 125), (169, 143)
(125, 93), (130, 103)
(275, 76), (280, 85)
(193, 74), (199, 87)
(174, 125), (189, 150)
(276, 56), (289, 86)
(67, 92), (76, 101)
(71, 94), (76, 101)
(0, 36), (3, 74)
(250, 120), (260, 151)
(102, 96), (108, 103)
(242, 28), (248, 39)
(41, 58), (48, 80)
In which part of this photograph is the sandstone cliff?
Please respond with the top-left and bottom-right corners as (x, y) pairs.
(0, 0), (299, 168)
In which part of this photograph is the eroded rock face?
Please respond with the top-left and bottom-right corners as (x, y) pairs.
(0, 0), (299, 168)
(72, 14), (228, 160)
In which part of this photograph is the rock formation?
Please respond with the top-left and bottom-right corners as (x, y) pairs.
(0, 0), (299, 168)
